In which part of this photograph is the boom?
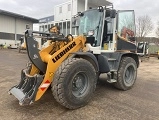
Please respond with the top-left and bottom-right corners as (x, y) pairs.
(9, 30), (86, 105)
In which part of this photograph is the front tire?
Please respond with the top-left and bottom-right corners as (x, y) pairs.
(114, 57), (137, 90)
(52, 58), (97, 109)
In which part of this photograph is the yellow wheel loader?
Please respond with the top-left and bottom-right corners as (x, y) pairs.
(9, 6), (139, 109)
(18, 37), (26, 53)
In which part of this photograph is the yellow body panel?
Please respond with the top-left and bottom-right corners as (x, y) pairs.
(33, 35), (86, 101)
(21, 42), (26, 49)
(29, 65), (39, 76)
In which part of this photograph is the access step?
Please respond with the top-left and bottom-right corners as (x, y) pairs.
(108, 58), (117, 61)
(107, 79), (117, 83)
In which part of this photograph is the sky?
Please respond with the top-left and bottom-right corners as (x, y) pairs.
(0, 0), (67, 18)
(112, 0), (159, 23)
(112, 0), (158, 36)
(0, 0), (158, 35)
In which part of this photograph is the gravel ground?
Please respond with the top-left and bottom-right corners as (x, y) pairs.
(0, 49), (159, 120)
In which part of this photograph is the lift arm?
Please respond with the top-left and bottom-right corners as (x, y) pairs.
(9, 30), (86, 105)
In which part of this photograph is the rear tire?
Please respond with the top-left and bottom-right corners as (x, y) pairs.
(114, 57), (137, 90)
(52, 58), (97, 109)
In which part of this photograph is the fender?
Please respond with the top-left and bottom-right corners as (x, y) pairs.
(101, 52), (139, 72)
(72, 52), (99, 72)
(121, 53), (139, 68)
(97, 54), (110, 73)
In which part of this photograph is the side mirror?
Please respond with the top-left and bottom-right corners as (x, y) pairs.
(78, 12), (84, 17)
(110, 9), (116, 18)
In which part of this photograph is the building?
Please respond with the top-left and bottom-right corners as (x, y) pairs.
(39, 0), (112, 35)
(0, 9), (38, 46)
(39, 15), (54, 32)
(39, 15), (54, 23)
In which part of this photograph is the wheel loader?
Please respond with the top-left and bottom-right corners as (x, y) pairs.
(18, 37), (26, 53)
(9, 6), (139, 109)
(137, 42), (149, 62)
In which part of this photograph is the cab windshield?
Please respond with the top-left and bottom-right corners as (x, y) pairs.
(79, 9), (104, 46)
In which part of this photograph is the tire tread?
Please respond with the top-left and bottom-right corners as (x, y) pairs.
(51, 58), (96, 109)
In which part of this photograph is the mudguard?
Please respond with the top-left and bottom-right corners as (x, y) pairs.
(72, 52), (99, 72)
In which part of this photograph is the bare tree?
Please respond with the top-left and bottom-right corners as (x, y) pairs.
(136, 15), (153, 38)
(156, 21), (159, 38)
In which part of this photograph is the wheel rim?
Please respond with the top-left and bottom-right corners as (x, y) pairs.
(124, 65), (135, 86)
(72, 72), (89, 98)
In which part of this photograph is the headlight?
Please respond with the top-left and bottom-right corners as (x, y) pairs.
(88, 30), (94, 36)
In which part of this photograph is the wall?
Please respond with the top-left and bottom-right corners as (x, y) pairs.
(77, 0), (101, 13)
(77, 0), (85, 13)
(0, 14), (34, 46)
(54, 1), (72, 22)
(0, 14), (15, 33)
(149, 44), (159, 54)
(88, 2), (98, 9)
(16, 18), (33, 34)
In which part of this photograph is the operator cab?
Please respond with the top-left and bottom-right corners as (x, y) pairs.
(72, 6), (136, 54)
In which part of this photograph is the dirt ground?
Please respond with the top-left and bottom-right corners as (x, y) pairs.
(0, 49), (159, 120)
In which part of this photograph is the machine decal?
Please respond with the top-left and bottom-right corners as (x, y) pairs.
(40, 80), (50, 91)
(49, 72), (54, 77)
(52, 41), (76, 63)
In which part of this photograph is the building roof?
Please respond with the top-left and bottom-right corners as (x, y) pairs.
(84, 0), (112, 6)
(0, 9), (39, 23)
(39, 15), (54, 23)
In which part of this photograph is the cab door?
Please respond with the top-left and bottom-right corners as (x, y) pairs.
(116, 10), (136, 52)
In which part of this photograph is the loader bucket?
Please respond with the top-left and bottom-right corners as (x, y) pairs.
(9, 68), (43, 105)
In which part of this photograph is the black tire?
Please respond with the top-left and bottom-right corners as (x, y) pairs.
(51, 58), (97, 109)
(114, 57), (137, 90)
